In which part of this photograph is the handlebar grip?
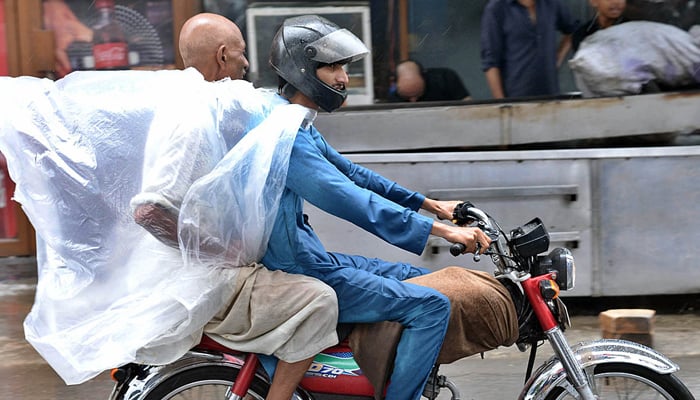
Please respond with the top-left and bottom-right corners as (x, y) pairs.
(450, 243), (466, 256)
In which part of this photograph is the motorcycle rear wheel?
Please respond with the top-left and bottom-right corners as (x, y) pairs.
(142, 365), (269, 400)
(545, 363), (695, 400)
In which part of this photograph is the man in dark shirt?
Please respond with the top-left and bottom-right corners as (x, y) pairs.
(572, 0), (628, 53)
(480, 0), (578, 99)
(388, 60), (471, 102)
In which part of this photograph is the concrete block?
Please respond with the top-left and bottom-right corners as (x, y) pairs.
(599, 309), (655, 347)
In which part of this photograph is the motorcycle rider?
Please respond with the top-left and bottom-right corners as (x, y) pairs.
(131, 13), (340, 400)
(261, 15), (492, 400)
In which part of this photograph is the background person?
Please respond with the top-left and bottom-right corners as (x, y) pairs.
(480, 0), (579, 99)
(572, 0), (628, 52)
(388, 59), (471, 102)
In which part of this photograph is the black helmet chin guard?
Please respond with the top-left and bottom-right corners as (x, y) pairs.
(269, 15), (369, 112)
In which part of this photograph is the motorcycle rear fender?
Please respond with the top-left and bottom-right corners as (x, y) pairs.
(114, 351), (270, 400)
(519, 339), (680, 400)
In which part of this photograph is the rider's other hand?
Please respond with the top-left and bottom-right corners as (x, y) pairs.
(422, 198), (462, 221)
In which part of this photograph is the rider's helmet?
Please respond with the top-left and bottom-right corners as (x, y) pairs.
(269, 15), (369, 112)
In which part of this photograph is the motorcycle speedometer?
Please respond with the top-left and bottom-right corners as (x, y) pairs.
(510, 218), (550, 257)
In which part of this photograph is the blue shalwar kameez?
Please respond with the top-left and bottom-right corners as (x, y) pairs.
(262, 110), (451, 400)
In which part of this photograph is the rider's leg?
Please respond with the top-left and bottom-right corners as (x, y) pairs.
(266, 357), (314, 400)
(328, 252), (429, 280)
(384, 293), (449, 400)
(379, 284), (450, 400)
(317, 265), (450, 400)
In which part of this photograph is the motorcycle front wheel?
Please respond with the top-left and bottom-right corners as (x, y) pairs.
(545, 363), (695, 400)
(142, 365), (269, 400)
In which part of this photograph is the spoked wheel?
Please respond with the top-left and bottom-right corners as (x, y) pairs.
(545, 363), (695, 400)
(142, 366), (269, 400)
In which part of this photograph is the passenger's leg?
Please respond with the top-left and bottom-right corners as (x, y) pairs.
(260, 272), (338, 399)
(205, 265), (339, 397)
(266, 357), (314, 400)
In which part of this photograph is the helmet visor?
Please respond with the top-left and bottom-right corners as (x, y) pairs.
(305, 29), (369, 65)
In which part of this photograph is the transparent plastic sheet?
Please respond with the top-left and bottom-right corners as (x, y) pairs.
(179, 104), (307, 267)
(0, 69), (304, 384)
(569, 21), (700, 97)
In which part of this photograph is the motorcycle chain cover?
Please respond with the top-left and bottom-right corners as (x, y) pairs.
(510, 218), (549, 257)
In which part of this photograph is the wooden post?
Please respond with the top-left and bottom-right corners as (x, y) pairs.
(398, 0), (409, 61)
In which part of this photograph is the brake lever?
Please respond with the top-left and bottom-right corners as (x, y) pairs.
(449, 241), (483, 263)
(473, 242), (481, 262)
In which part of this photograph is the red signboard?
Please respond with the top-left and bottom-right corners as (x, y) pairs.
(0, 0), (8, 76)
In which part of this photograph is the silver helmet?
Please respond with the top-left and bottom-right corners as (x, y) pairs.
(269, 15), (369, 112)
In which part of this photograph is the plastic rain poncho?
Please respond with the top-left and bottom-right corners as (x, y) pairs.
(0, 69), (308, 384)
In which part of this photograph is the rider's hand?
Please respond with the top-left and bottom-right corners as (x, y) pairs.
(431, 222), (491, 254)
(422, 198), (462, 221)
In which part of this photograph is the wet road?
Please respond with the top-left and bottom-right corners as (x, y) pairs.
(1, 256), (699, 399)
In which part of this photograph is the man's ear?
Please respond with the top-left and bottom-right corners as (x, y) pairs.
(216, 46), (227, 66)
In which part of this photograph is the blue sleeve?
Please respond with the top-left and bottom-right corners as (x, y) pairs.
(480, 0), (503, 71)
(287, 129), (433, 255)
(314, 128), (425, 210)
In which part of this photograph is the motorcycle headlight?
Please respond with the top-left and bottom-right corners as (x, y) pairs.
(533, 248), (575, 291)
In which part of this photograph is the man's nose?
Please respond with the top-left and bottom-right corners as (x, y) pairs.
(338, 69), (349, 83)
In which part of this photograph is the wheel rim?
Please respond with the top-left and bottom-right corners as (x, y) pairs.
(554, 371), (675, 399)
(158, 378), (265, 400)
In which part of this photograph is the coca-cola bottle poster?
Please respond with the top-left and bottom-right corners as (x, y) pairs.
(42, 0), (175, 78)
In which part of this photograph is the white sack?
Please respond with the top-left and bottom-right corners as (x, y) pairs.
(569, 21), (700, 97)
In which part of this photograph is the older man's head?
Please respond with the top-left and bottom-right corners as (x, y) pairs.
(179, 13), (249, 81)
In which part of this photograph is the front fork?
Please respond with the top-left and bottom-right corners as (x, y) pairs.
(546, 327), (597, 400)
(522, 274), (596, 400)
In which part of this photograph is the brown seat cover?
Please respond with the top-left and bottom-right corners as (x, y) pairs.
(348, 267), (519, 399)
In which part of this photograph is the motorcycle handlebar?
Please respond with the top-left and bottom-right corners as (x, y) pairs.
(450, 242), (465, 256)
(450, 202), (496, 262)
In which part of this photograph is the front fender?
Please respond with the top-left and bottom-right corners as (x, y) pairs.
(519, 339), (680, 400)
(115, 351), (269, 400)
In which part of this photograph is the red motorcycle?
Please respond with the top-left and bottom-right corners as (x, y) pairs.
(109, 203), (694, 400)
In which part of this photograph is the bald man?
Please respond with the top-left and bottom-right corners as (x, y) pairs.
(132, 13), (340, 400)
(179, 13), (249, 81)
(389, 60), (471, 102)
